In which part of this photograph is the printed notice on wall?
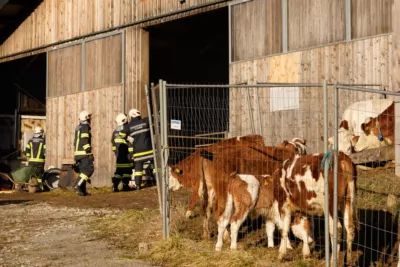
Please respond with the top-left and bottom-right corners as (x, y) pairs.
(270, 87), (300, 112)
(171, 119), (181, 130)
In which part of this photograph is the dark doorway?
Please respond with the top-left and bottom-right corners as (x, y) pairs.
(148, 7), (229, 84)
(0, 53), (46, 159)
(147, 8), (229, 163)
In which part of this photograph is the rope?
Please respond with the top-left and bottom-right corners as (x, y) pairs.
(320, 150), (334, 170)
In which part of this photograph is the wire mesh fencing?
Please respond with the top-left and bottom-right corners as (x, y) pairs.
(148, 81), (400, 266)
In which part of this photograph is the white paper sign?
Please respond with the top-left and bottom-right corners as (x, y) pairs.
(171, 119), (181, 130)
(270, 87), (300, 112)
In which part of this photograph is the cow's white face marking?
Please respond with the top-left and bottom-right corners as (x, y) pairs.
(168, 167), (182, 191)
(354, 132), (383, 152)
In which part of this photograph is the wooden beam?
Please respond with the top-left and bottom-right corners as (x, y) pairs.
(393, 0), (400, 176)
(349, 145), (395, 165)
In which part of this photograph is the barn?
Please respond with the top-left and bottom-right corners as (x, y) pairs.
(0, 0), (398, 187)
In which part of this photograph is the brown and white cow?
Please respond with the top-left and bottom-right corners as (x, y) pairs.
(326, 98), (393, 155)
(169, 143), (284, 240)
(274, 151), (359, 264)
(214, 172), (314, 259)
(355, 101), (394, 152)
(278, 138), (307, 155)
(171, 134), (265, 220)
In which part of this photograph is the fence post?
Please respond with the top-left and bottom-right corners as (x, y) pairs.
(145, 84), (162, 214)
(323, 80), (330, 267)
(159, 79), (170, 238)
(246, 84), (255, 134)
(332, 83), (339, 266)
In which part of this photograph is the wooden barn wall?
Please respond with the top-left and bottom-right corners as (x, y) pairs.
(0, 0), (224, 59)
(46, 85), (122, 187)
(47, 44), (82, 97)
(85, 34), (122, 90)
(352, 0), (393, 39)
(124, 26), (149, 116)
(288, 0), (346, 51)
(231, 0), (282, 62)
(229, 35), (392, 153)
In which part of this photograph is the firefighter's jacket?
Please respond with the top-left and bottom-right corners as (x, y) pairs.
(24, 136), (46, 164)
(111, 124), (133, 167)
(74, 121), (92, 160)
(128, 116), (154, 162)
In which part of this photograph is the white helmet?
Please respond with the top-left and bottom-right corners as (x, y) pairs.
(128, 109), (141, 118)
(115, 113), (127, 126)
(34, 126), (44, 134)
(79, 110), (92, 121)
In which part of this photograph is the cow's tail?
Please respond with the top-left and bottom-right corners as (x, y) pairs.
(347, 161), (359, 231)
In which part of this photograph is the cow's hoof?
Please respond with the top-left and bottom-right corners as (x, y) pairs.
(215, 247), (222, 252)
(185, 210), (194, 219)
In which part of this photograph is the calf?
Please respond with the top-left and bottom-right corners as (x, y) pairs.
(169, 142), (281, 240)
(327, 120), (359, 155)
(171, 134), (265, 220)
(215, 172), (314, 259)
(278, 138), (307, 155)
(275, 151), (358, 264)
(355, 102), (394, 152)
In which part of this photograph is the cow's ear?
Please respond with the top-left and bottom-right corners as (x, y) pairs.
(361, 123), (366, 133)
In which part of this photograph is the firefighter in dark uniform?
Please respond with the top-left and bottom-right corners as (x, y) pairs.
(127, 108), (154, 191)
(111, 113), (133, 192)
(73, 110), (94, 196)
(24, 126), (46, 191)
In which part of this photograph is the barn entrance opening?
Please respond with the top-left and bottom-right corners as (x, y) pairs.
(0, 53), (46, 163)
(147, 7), (229, 163)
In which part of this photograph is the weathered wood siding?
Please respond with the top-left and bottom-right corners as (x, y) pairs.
(352, 0), (393, 39)
(231, 0), (282, 62)
(46, 85), (122, 187)
(0, 0), (224, 59)
(47, 44), (82, 97)
(124, 26), (149, 116)
(229, 35), (391, 153)
(288, 0), (346, 51)
(85, 33), (123, 90)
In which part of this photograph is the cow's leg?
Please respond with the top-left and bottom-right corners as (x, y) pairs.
(186, 191), (198, 219)
(277, 204), (292, 260)
(344, 180), (357, 263)
(266, 221), (275, 247)
(329, 215), (342, 265)
(215, 194), (234, 251)
(230, 202), (251, 250)
(202, 188), (215, 240)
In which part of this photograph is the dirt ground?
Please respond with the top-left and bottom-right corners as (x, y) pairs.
(1, 165), (400, 267)
(0, 186), (187, 267)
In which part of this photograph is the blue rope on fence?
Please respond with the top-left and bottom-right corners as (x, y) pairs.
(320, 150), (334, 170)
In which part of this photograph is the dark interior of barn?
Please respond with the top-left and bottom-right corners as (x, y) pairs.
(147, 7), (230, 163)
(0, 53), (46, 157)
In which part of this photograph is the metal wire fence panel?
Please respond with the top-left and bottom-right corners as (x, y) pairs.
(151, 81), (400, 266)
(333, 86), (400, 267)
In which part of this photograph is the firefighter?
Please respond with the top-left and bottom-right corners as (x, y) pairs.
(127, 108), (154, 191)
(111, 113), (133, 192)
(73, 110), (94, 196)
(24, 126), (46, 191)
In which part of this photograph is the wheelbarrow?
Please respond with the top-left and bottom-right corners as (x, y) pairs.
(11, 165), (61, 192)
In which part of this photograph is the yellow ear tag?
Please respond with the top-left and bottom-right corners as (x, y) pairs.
(264, 180), (268, 186)
(174, 168), (181, 174)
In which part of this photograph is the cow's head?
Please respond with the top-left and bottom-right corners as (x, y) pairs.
(277, 138), (307, 155)
(291, 213), (315, 245)
(168, 166), (183, 191)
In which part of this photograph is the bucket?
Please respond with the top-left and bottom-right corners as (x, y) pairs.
(43, 168), (61, 190)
